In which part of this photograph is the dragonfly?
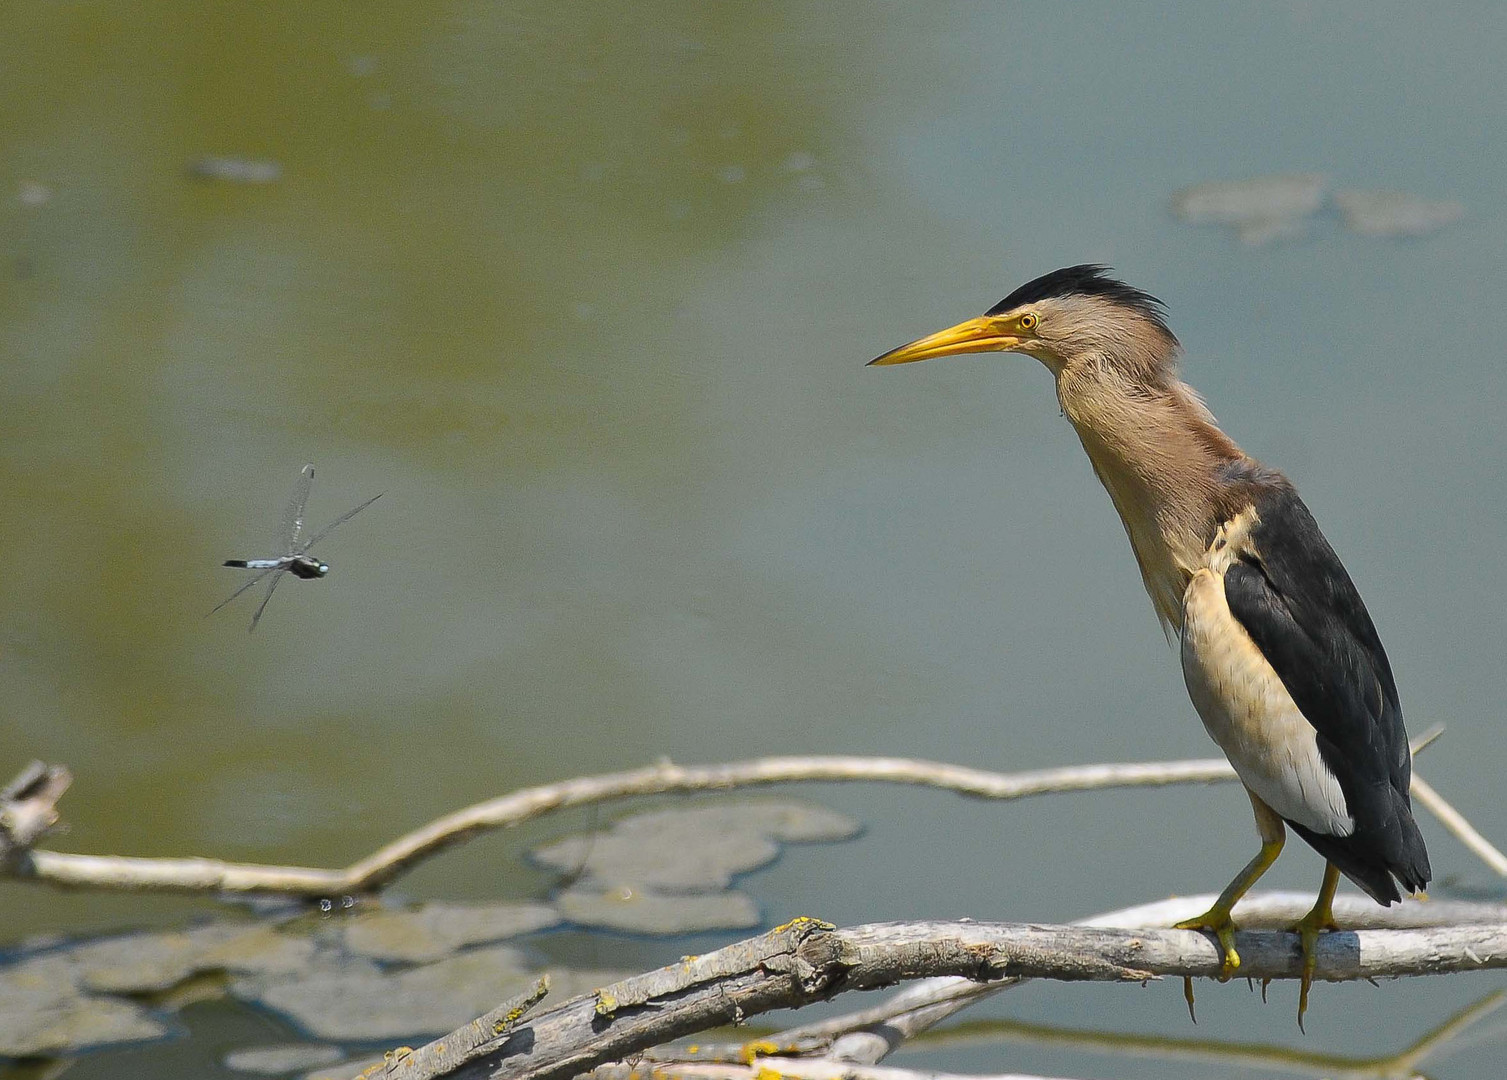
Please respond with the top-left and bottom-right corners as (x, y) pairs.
(212, 464), (382, 631)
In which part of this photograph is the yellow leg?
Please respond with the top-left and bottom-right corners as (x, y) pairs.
(1293, 862), (1340, 1031)
(1176, 792), (1286, 979)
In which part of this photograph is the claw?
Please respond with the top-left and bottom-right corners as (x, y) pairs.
(1171, 816), (1285, 1021)
(1183, 976), (1197, 1023)
(1292, 864), (1341, 1031)
(1175, 907), (1241, 980)
(1293, 910), (1338, 1031)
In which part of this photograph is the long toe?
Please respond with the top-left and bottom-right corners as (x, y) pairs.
(1293, 915), (1337, 1030)
(1175, 909), (1241, 980)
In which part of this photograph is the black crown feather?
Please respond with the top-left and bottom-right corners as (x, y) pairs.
(986, 265), (1172, 335)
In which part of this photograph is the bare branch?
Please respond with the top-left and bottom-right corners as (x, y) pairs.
(6, 727), (1447, 897)
(716, 890), (1507, 1068)
(11, 754), (1248, 895)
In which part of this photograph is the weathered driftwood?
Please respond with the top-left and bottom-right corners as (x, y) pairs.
(659, 892), (1507, 1069)
(10, 725), (1489, 900)
(390, 914), (1507, 1080)
(0, 761), (70, 865)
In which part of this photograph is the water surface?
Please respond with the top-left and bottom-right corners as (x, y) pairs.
(3, 2), (1505, 1076)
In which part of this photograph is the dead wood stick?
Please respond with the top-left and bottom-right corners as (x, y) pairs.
(694, 890), (1507, 1067)
(393, 915), (1507, 1080)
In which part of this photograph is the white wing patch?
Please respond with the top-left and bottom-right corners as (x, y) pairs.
(1181, 565), (1354, 837)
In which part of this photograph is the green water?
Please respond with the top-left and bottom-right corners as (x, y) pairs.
(4, 2), (1506, 1075)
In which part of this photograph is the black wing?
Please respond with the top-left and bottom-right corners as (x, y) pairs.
(1221, 482), (1429, 902)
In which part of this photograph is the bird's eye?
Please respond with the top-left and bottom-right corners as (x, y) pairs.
(1019, 313), (1038, 330)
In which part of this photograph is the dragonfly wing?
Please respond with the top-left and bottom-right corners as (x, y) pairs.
(301, 492), (383, 552)
(209, 566), (277, 616)
(248, 569), (287, 632)
(279, 464), (316, 555)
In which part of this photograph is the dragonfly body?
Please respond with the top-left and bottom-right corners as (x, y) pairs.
(214, 464), (380, 630)
(225, 555), (329, 578)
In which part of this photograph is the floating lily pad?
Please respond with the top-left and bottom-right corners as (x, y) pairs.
(531, 800), (860, 893)
(74, 922), (316, 993)
(555, 886), (760, 934)
(0, 953), (169, 1057)
(233, 945), (536, 1041)
(2, 800), (861, 1058)
(1171, 174), (1327, 245)
(340, 902), (561, 963)
(224, 1042), (345, 1075)
(1334, 189), (1464, 237)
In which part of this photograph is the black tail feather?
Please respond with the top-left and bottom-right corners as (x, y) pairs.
(1289, 792), (1430, 906)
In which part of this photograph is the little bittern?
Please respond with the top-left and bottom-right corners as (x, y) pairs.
(869, 266), (1429, 1026)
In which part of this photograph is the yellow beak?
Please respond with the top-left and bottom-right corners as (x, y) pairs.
(867, 316), (1022, 366)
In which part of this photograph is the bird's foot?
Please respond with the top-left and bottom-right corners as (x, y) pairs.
(1291, 906), (1338, 1031)
(1175, 906), (1241, 980)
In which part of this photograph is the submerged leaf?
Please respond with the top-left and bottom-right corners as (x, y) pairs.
(341, 902), (561, 963)
(0, 953), (169, 1057)
(531, 800), (860, 893)
(232, 945), (536, 1040)
(74, 923), (316, 993)
(555, 886), (761, 934)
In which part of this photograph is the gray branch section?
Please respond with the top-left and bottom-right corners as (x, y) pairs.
(396, 915), (1507, 1080)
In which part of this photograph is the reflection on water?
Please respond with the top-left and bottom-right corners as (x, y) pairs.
(3, 1), (1506, 1077)
(915, 988), (1507, 1079)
